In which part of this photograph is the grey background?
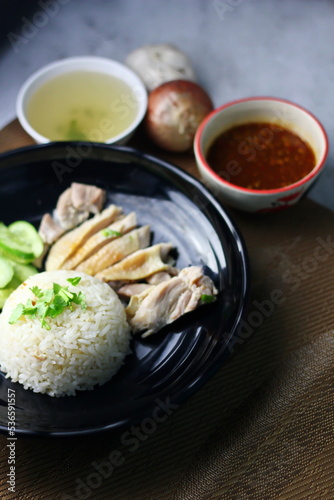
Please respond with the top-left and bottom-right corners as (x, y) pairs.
(0, 0), (333, 209)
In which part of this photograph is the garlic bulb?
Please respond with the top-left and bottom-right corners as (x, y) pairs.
(125, 44), (196, 91)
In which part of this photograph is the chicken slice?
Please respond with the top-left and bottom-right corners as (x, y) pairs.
(126, 277), (189, 335)
(146, 268), (179, 285)
(96, 243), (173, 282)
(107, 281), (130, 292)
(38, 213), (65, 245)
(62, 212), (136, 270)
(178, 266), (218, 296)
(34, 214), (66, 268)
(125, 286), (155, 317)
(76, 225), (151, 275)
(125, 265), (218, 336)
(45, 204), (121, 271)
(71, 182), (105, 213)
(55, 183), (105, 230)
(118, 283), (154, 298)
(54, 187), (78, 229)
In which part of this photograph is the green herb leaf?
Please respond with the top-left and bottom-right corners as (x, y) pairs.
(8, 277), (87, 329)
(41, 318), (51, 330)
(72, 291), (87, 310)
(42, 289), (53, 303)
(201, 294), (216, 304)
(65, 119), (89, 141)
(30, 286), (43, 298)
(53, 283), (62, 294)
(101, 228), (122, 238)
(67, 277), (82, 286)
(8, 304), (24, 324)
(36, 301), (48, 318)
(21, 298), (37, 315)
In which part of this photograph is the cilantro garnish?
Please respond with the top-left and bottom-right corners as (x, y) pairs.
(8, 277), (87, 329)
(201, 294), (216, 304)
(8, 304), (24, 324)
(100, 228), (122, 238)
(67, 277), (82, 286)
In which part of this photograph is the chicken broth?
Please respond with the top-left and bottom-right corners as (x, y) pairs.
(206, 122), (316, 190)
(27, 71), (139, 142)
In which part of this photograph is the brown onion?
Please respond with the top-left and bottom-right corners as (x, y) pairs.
(145, 80), (213, 152)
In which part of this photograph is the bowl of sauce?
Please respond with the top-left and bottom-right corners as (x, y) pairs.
(194, 97), (328, 212)
(16, 56), (148, 145)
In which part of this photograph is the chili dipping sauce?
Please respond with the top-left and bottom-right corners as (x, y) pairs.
(206, 122), (316, 190)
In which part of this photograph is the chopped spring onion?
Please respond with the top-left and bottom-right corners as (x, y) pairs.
(201, 294), (216, 304)
(101, 228), (122, 238)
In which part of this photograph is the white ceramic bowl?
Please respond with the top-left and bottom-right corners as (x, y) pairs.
(16, 56), (148, 145)
(194, 97), (329, 212)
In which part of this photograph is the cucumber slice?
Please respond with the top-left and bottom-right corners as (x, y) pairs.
(8, 221), (44, 259)
(0, 276), (21, 309)
(0, 288), (13, 309)
(0, 221), (43, 263)
(12, 262), (38, 283)
(0, 240), (35, 263)
(0, 257), (14, 288)
(0, 264), (38, 309)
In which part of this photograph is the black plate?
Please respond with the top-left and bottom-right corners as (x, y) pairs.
(0, 143), (249, 437)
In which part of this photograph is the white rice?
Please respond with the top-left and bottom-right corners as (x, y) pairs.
(0, 271), (131, 397)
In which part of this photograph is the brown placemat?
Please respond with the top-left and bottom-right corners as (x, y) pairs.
(0, 121), (333, 500)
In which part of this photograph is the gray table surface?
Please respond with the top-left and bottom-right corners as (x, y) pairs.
(0, 0), (332, 210)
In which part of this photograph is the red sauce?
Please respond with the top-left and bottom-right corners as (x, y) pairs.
(206, 122), (316, 190)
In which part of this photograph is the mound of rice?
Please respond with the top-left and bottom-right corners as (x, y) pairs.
(0, 270), (131, 397)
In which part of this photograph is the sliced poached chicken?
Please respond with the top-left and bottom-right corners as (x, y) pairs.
(76, 225), (151, 275)
(55, 182), (106, 230)
(96, 243), (173, 281)
(45, 204), (122, 271)
(126, 266), (217, 336)
(62, 212), (137, 270)
(38, 213), (65, 246)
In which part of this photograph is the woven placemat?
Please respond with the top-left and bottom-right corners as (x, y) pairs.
(0, 121), (333, 500)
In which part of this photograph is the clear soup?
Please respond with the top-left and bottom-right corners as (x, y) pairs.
(27, 71), (139, 142)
